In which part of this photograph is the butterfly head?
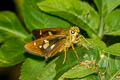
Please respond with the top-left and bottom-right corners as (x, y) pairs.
(69, 26), (80, 42)
(70, 26), (80, 36)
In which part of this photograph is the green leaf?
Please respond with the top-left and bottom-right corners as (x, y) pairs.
(94, 0), (120, 16)
(0, 37), (26, 67)
(0, 52), (25, 67)
(104, 9), (120, 36)
(36, 47), (80, 80)
(0, 11), (28, 42)
(93, 0), (120, 38)
(20, 58), (46, 80)
(98, 53), (108, 69)
(87, 39), (106, 53)
(101, 55), (120, 80)
(105, 43), (120, 56)
(37, 58), (57, 80)
(93, 0), (102, 15)
(22, 0), (70, 31)
(38, 0), (99, 38)
(98, 46), (120, 79)
(54, 47), (81, 80)
(106, 56), (120, 80)
(59, 64), (97, 79)
(98, 54), (120, 80)
(73, 74), (99, 80)
(28, 47), (83, 80)
(0, 38), (25, 59)
(55, 46), (100, 79)
(0, 11), (29, 66)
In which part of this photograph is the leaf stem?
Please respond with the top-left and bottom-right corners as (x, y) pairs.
(98, 15), (104, 39)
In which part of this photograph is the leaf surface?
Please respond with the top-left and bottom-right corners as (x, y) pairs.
(38, 0), (99, 38)
(22, 0), (70, 31)
(0, 37), (26, 67)
(105, 43), (120, 56)
(20, 58), (46, 80)
(0, 11), (28, 41)
(104, 9), (120, 36)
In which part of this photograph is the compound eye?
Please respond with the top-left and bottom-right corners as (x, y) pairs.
(71, 30), (75, 34)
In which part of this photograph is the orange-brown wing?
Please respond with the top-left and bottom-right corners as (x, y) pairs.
(24, 35), (65, 57)
(32, 28), (64, 39)
(46, 39), (66, 59)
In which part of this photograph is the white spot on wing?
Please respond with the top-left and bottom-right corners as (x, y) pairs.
(33, 41), (36, 46)
(51, 44), (55, 49)
(40, 30), (42, 35)
(48, 31), (53, 35)
(44, 40), (49, 43)
(43, 43), (49, 49)
(39, 45), (42, 48)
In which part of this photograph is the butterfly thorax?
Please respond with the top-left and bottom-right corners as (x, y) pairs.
(59, 26), (80, 52)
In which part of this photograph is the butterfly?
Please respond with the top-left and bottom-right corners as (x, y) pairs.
(24, 26), (90, 64)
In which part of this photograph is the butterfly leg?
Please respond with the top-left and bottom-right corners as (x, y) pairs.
(79, 40), (89, 50)
(63, 48), (67, 64)
(75, 35), (90, 50)
(71, 44), (79, 59)
(45, 56), (49, 61)
(79, 35), (91, 45)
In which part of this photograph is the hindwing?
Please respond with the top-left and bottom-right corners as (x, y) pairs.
(32, 28), (64, 39)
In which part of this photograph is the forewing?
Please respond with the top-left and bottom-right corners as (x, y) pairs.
(24, 35), (65, 57)
(24, 38), (44, 56)
(32, 28), (64, 39)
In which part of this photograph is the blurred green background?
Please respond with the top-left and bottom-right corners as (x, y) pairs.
(0, 0), (21, 80)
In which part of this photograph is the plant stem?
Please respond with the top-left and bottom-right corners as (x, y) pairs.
(98, 15), (104, 39)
